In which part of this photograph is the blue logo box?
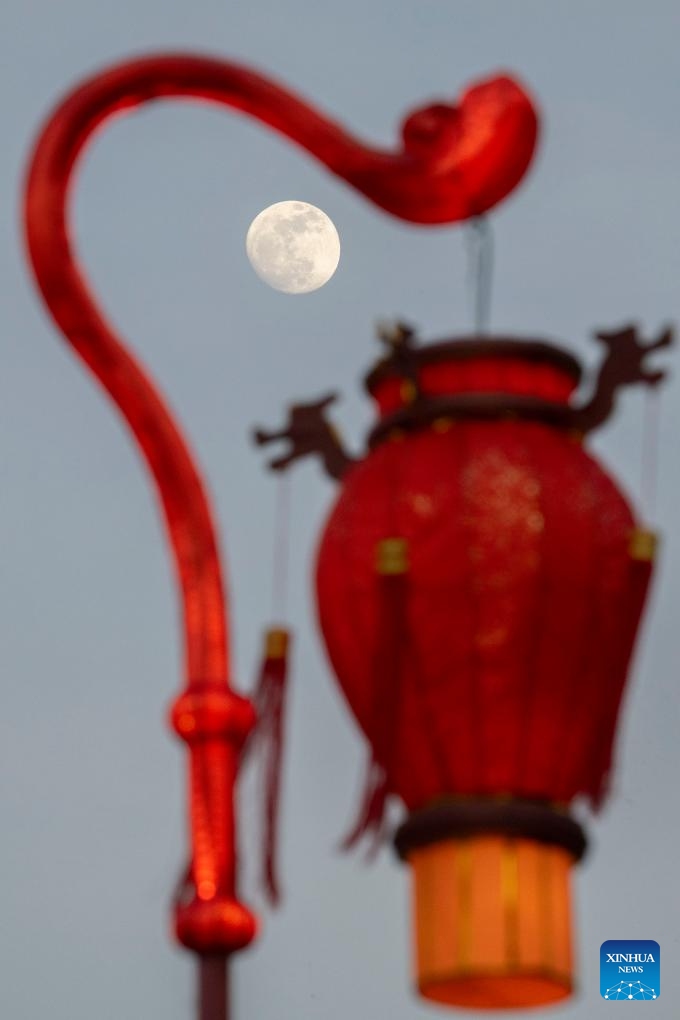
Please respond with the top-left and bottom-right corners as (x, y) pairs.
(600, 940), (660, 1000)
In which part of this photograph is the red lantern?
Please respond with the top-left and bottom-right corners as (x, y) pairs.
(256, 322), (671, 1010)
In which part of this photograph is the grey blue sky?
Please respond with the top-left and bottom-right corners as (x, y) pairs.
(1, 2), (679, 1018)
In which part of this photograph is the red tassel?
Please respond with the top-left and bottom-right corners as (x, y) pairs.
(340, 755), (390, 859)
(340, 537), (409, 856)
(247, 627), (291, 905)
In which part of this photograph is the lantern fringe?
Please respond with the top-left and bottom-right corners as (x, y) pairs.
(243, 627), (291, 905)
(339, 754), (390, 859)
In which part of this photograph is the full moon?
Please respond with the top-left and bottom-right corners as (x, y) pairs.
(245, 200), (340, 294)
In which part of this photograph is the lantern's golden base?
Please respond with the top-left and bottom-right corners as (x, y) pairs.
(409, 835), (575, 1010)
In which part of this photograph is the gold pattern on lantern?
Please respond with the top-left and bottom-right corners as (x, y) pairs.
(629, 528), (658, 561)
(401, 380), (418, 404)
(376, 537), (409, 575)
(411, 493), (435, 519)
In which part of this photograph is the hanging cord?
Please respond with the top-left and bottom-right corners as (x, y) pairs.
(465, 216), (494, 334)
(640, 388), (661, 525)
(271, 473), (291, 622)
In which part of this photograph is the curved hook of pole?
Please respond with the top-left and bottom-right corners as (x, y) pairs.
(22, 52), (538, 971)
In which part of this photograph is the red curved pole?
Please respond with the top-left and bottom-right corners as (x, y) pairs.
(22, 53), (539, 1019)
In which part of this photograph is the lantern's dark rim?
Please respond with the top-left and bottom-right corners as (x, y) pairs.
(393, 799), (588, 862)
(368, 393), (576, 447)
(365, 337), (584, 393)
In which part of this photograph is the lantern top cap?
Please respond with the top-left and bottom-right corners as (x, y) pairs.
(365, 331), (583, 395)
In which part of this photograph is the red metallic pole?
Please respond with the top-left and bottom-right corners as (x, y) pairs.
(22, 53), (538, 1019)
(200, 957), (229, 1020)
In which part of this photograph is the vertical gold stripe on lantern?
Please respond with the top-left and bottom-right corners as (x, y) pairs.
(501, 838), (520, 968)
